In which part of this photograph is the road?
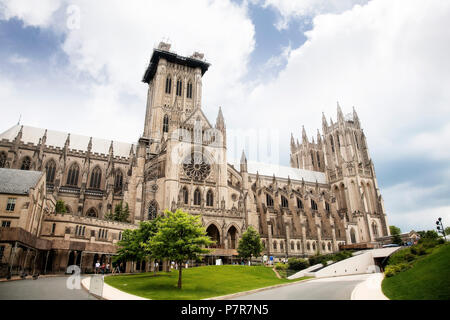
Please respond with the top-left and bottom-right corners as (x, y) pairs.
(0, 276), (97, 300)
(232, 274), (371, 300)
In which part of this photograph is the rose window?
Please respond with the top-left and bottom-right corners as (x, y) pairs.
(183, 154), (211, 181)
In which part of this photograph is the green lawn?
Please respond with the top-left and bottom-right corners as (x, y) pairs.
(382, 244), (450, 300)
(105, 265), (310, 300)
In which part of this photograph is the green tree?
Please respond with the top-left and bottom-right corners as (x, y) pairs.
(114, 218), (162, 273)
(113, 229), (142, 272)
(55, 200), (67, 214)
(105, 201), (130, 222)
(147, 209), (212, 289)
(445, 227), (450, 236)
(390, 225), (402, 245)
(237, 226), (263, 265)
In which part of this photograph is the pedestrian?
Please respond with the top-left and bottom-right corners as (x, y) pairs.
(106, 263), (110, 274)
(101, 263), (106, 275)
(95, 260), (100, 274)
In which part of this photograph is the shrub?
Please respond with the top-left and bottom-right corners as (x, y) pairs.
(333, 250), (353, 261)
(384, 263), (411, 277)
(288, 258), (309, 271)
(275, 262), (288, 271)
(410, 245), (426, 256)
(419, 238), (439, 249)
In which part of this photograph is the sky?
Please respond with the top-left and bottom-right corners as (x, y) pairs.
(1, 0), (449, 234)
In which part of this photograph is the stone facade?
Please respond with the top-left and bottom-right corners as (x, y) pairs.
(0, 42), (391, 274)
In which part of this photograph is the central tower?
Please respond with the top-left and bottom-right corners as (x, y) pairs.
(141, 42), (210, 153)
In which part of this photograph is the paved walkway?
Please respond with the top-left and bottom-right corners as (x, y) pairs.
(0, 276), (97, 300)
(350, 273), (388, 300)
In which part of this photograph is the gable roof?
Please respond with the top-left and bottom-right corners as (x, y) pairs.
(0, 168), (43, 195)
(228, 159), (327, 184)
(0, 124), (135, 158)
(181, 108), (213, 129)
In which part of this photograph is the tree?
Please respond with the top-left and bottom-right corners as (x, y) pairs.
(114, 218), (162, 273)
(55, 200), (67, 214)
(105, 201), (130, 223)
(445, 227), (450, 236)
(147, 209), (212, 289)
(113, 229), (142, 272)
(237, 226), (263, 265)
(390, 225), (402, 245)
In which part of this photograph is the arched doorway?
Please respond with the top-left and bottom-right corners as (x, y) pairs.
(350, 228), (356, 244)
(227, 226), (238, 249)
(206, 224), (221, 248)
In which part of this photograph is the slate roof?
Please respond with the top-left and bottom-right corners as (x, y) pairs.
(0, 125), (135, 158)
(229, 159), (327, 184)
(0, 168), (43, 195)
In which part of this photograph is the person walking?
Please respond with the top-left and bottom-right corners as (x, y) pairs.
(95, 260), (100, 274)
(106, 263), (110, 274)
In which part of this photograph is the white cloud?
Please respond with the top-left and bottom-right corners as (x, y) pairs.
(262, 0), (369, 30)
(0, 0), (61, 27)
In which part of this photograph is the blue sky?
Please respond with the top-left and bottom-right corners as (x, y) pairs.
(1, 0), (450, 234)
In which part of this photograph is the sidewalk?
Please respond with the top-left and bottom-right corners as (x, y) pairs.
(81, 276), (148, 300)
(350, 273), (389, 300)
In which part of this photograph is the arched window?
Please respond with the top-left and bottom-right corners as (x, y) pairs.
(317, 152), (321, 168)
(297, 198), (303, 209)
(330, 136), (335, 153)
(86, 208), (97, 218)
(0, 152), (6, 168)
(89, 167), (102, 189)
(372, 222), (379, 237)
(325, 202), (330, 213)
(327, 242), (332, 251)
(21, 157), (31, 170)
(322, 242), (326, 251)
(45, 160), (56, 184)
(165, 76), (172, 94)
(266, 194), (274, 207)
(82, 226), (85, 236)
(51, 223), (56, 234)
(337, 134), (341, 147)
(280, 241), (284, 250)
(176, 79), (182, 96)
(354, 132), (360, 149)
(297, 241), (301, 250)
(311, 151), (315, 166)
(186, 81), (193, 99)
(114, 170), (123, 192)
(311, 199), (318, 211)
(307, 242), (311, 251)
(67, 163), (80, 186)
(194, 188), (201, 206)
(206, 190), (214, 207)
(312, 242), (316, 251)
(273, 241), (277, 250)
(182, 187), (189, 205)
(350, 228), (356, 244)
(148, 201), (158, 220)
(163, 114), (169, 133)
(291, 241), (294, 250)
(281, 195), (289, 208)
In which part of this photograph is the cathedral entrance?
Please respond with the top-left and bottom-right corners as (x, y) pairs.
(206, 224), (221, 248)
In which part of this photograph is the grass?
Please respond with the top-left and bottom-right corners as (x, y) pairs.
(382, 244), (450, 300)
(105, 265), (310, 300)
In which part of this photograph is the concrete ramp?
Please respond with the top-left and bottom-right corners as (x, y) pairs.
(308, 247), (402, 278)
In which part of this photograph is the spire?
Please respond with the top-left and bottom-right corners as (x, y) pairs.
(129, 144), (135, 157)
(302, 125), (308, 143)
(317, 129), (322, 145)
(109, 140), (114, 156)
(215, 107), (225, 131)
(64, 133), (70, 149)
(337, 102), (344, 123)
(240, 150), (247, 173)
(290, 133), (296, 151)
(87, 137), (93, 152)
(14, 125), (23, 143)
(322, 112), (328, 133)
(353, 106), (360, 127)
(41, 129), (47, 145)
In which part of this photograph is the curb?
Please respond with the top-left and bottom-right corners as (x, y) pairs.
(0, 274), (62, 282)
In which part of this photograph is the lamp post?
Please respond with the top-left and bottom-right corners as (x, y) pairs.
(436, 217), (446, 238)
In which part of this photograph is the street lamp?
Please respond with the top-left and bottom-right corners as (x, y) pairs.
(436, 217), (446, 238)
